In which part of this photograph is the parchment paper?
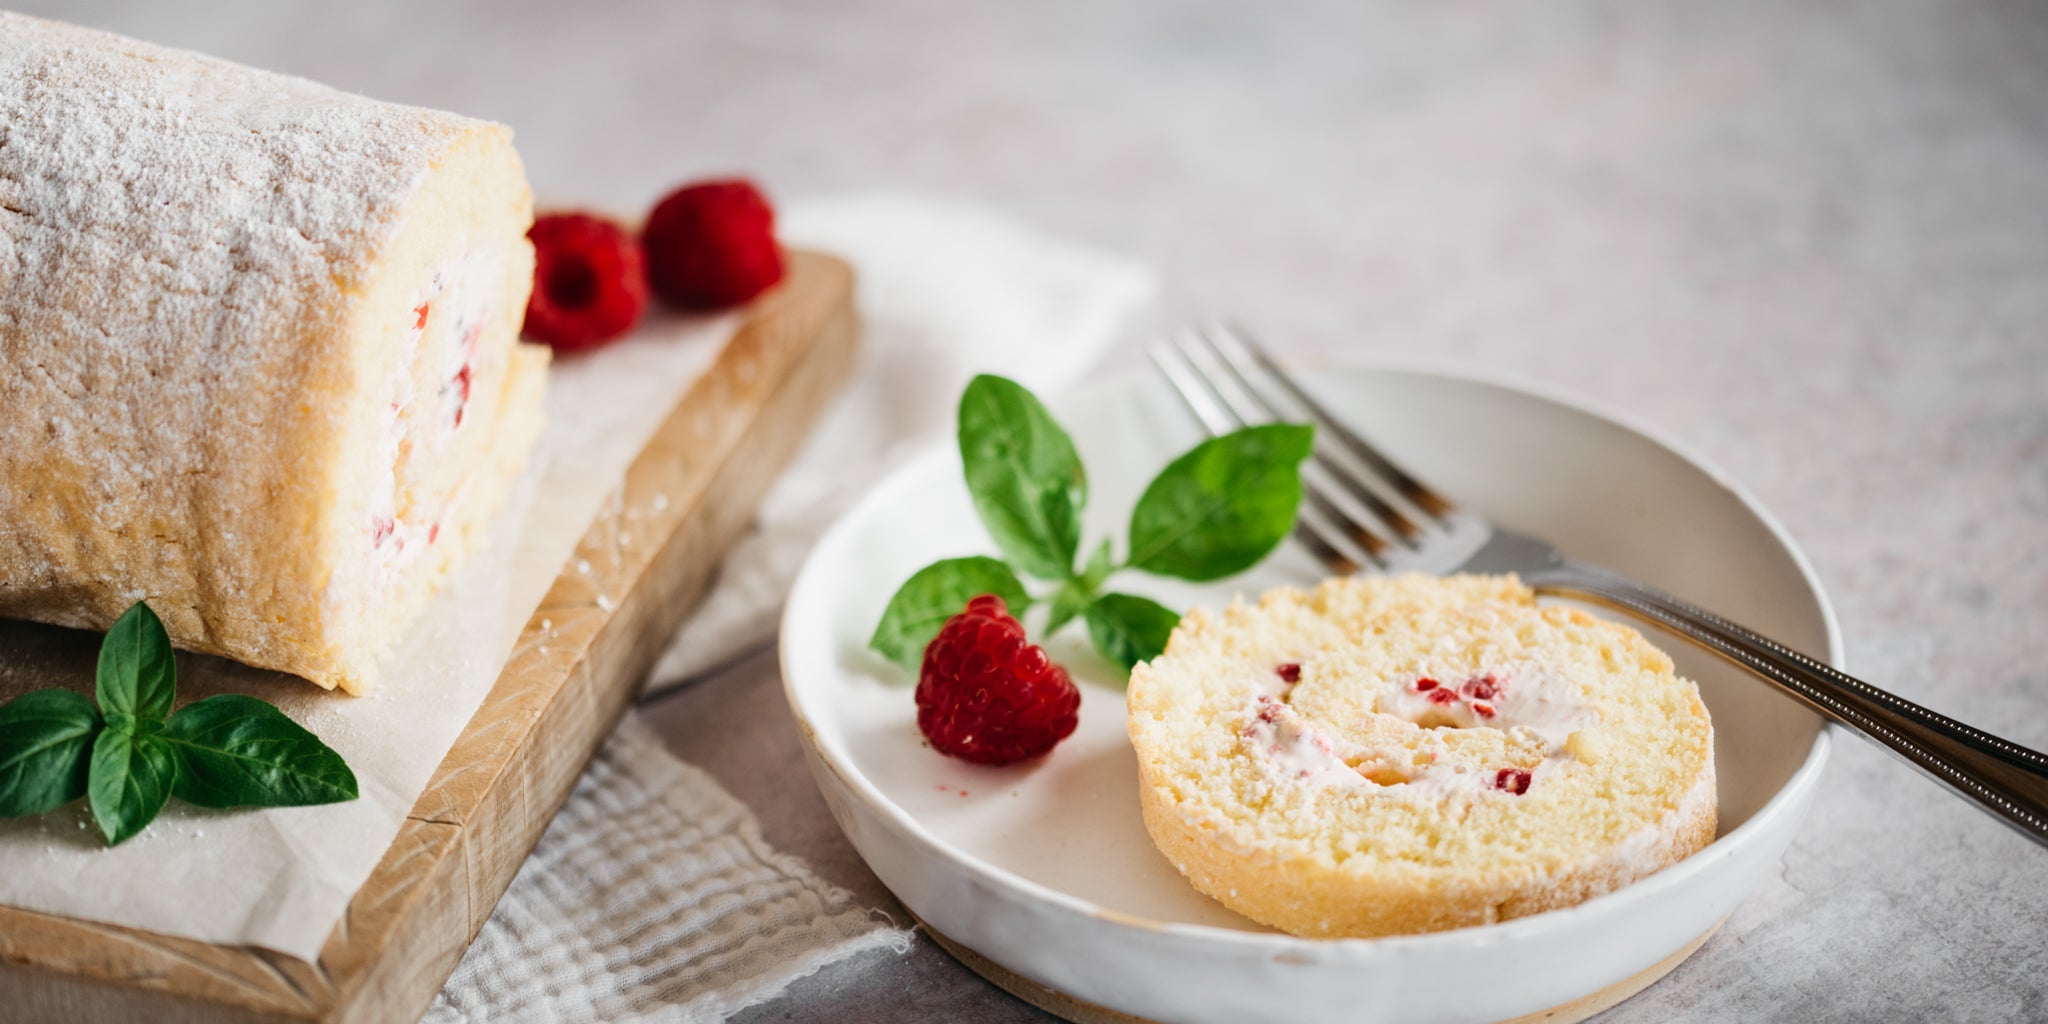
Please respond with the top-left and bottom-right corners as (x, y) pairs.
(0, 311), (736, 960)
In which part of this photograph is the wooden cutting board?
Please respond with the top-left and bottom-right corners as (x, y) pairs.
(0, 249), (858, 1024)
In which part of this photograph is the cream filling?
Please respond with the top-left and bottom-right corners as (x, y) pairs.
(367, 245), (501, 586)
(1373, 660), (1590, 748)
(1238, 660), (1593, 801)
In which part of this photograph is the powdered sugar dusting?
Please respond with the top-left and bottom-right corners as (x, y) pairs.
(0, 13), (472, 385)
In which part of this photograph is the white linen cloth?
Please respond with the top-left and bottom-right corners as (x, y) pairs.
(427, 193), (1156, 1021)
(427, 717), (909, 1024)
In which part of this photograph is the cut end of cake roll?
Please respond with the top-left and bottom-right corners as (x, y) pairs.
(0, 13), (546, 694)
(1126, 574), (1716, 939)
(308, 116), (546, 695)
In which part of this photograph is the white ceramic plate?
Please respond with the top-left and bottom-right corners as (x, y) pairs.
(782, 364), (1836, 1024)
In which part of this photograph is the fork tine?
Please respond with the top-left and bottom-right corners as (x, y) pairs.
(1146, 342), (1238, 436)
(1165, 334), (1409, 563)
(1149, 341), (1379, 573)
(1171, 331), (1425, 561)
(1215, 321), (1459, 519)
(1188, 325), (1429, 544)
(1292, 506), (1369, 576)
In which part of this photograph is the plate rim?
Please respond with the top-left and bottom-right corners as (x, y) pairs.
(780, 358), (1838, 960)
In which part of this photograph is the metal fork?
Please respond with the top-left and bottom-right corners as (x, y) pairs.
(1151, 321), (2048, 850)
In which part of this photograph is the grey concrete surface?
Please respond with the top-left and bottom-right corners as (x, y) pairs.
(20, 2), (2048, 1020)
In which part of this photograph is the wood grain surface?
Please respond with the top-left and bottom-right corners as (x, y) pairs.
(0, 249), (858, 1024)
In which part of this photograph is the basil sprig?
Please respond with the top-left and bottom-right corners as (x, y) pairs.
(872, 374), (1313, 674)
(0, 601), (358, 846)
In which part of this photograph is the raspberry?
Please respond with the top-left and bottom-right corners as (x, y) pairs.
(522, 213), (648, 352)
(1493, 768), (1533, 795)
(915, 595), (1080, 766)
(1462, 674), (1502, 700)
(642, 179), (786, 310)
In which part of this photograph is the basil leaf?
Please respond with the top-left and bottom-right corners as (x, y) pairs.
(1043, 583), (1091, 637)
(957, 375), (1086, 579)
(869, 556), (1031, 670)
(1125, 423), (1315, 581)
(0, 690), (101, 817)
(97, 601), (176, 722)
(1045, 540), (1115, 636)
(1084, 592), (1182, 672)
(164, 695), (358, 808)
(1077, 538), (1115, 590)
(89, 727), (178, 846)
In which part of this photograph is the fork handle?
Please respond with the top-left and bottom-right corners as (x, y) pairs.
(1532, 563), (2048, 849)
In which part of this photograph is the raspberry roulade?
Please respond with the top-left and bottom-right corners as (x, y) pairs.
(1127, 574), (1716, 938)
(0, 14), (547, 693)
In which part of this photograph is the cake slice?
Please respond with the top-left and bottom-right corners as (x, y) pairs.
(1127, 574), (1716, 938)
(0, 13), (546, 693)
